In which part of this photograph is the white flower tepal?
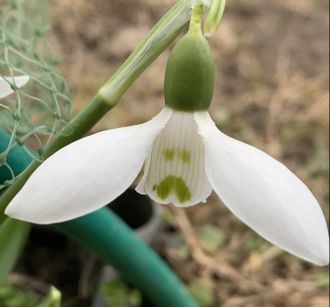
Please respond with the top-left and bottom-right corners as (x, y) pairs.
(0, 75), (29, 99)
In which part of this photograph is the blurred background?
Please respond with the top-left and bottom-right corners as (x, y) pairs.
(1, 0), (329, 306)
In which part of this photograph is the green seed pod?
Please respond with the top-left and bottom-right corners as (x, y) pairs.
(164, 31), (215, 111)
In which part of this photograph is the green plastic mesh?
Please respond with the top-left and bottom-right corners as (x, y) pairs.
(0, 0), (72, 190)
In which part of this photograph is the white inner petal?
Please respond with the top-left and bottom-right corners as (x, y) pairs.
(136, 111), (212, 207)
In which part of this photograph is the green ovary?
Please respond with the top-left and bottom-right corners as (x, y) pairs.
(156, 175), (191, 203)
(163, 32), (215, 111)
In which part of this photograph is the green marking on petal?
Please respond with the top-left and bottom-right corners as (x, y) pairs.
(164, 148), (175, 161)
(156, 175), (191, 203)
(180, 149), (191, 163)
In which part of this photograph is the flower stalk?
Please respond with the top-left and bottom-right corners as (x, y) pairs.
(188, 4), (203, 34)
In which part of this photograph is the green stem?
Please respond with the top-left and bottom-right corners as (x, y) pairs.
(99, 0), (191, 104)
(188, 4), (203, 34)
(43, 95), (110, 157)
(0, 0), (195, 220)
(0, 95), (109, 222)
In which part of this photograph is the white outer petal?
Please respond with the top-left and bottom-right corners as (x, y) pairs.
(5, 108), (172, 224)
(195, 112), (329, 266)
(0, 75), (30, 99)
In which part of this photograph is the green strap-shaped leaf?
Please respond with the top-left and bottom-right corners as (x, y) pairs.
(0, 218), (30, 285)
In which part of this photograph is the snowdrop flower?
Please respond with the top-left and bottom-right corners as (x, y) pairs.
(5, 9), (329, 266)
(0, 75), (29, 99)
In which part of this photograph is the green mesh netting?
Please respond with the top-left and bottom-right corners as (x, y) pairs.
(0, 0), (72, 190)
